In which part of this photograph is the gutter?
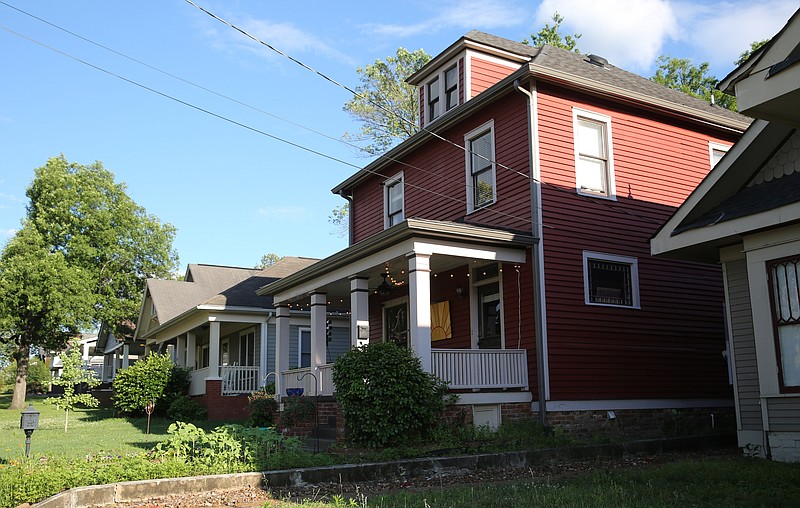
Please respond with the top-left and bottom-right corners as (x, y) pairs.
(514, 78), (549, 428)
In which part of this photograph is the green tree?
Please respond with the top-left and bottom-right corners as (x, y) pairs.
(523, 12), (582, 52)
(0, 226), (93, 409)
(343, 47), (431, 155)
(256, 253), (282, 270)
(328, 203), (349, 238)
(0, 155), (178, 409)
(651, 55), (736, 110)
(735, 39), (769, 66)
(112, 352), (174, 415)
(45, 337), (100, 432)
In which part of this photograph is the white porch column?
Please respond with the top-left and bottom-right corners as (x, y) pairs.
(407, 253), (432, 373)
(310, 292), (327, 395)
(122, 343), (130, 369)
(258, 317), (268, 387)
(207, 321), (221, 379)
(350, 276), (370, 348)
(186, 332), (197, 370)
(176, 335), (187, 368)
(275, 304), (291, 399)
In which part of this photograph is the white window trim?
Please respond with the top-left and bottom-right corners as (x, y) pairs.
(239, 327), (256, 366)
(298, 327), (311, 369)
(464, 120), (497, 214)
(582, 251), (640, 309)
(423, 58), (460, 124)
(469, 263), (505, 349)
(709, 141), (729, 169)
(383, 171), (404, 229)
(573, 108), (616, 200)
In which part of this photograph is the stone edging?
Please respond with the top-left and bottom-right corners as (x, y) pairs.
(32, 433), (734, 508)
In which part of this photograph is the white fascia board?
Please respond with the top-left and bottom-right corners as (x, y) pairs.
(411, 240), (527, 263)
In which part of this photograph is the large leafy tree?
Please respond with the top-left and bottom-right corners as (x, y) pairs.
(523, 12), (582, 52)
(256, 252), (282, 270)
(343, 47), (431, 155)
(0, 155), (178, 409)
(651, 55), (736, 110)
(735, 39), (769, 66)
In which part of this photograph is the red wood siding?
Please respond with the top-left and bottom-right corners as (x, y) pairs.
(502, 258), (539, 394)
(458, 57), (465, 107)
(470, 56), (516, 98)
(535, 82), (735, 401)
(351, 92), (533, 243)
(419, 86), (425, 129)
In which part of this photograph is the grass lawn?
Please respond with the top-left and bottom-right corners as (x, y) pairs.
(275, 456), (800, 507)
(0, 391), (208, 460)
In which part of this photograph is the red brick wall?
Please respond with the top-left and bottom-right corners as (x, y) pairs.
(198, 379), (251, 421)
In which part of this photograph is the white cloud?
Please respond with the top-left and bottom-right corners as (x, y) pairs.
(671, 1), (797, 71)
(257, 205), (312, 222)
(536, 0), (678, 72)
(0, 228), (18, 237)
(365, 0), (528, 38)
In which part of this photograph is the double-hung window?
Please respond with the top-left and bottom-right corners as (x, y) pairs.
(583, 251), (640, 308)
(425, 62), (460, 123)
(465, 121), (496, 212)
(768, 256), (800, 392)
(574, 109), (615, 199)
(427, 77), (440, 122)
(384, 172), (404, 228)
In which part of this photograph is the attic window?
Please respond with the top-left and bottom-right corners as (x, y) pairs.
(424, 61), (460, 124)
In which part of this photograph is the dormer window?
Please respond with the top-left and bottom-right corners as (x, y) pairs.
(427, 77), (440, 122)
(424, 62), (460, 124)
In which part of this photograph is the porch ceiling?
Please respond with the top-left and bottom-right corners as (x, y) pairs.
(258, 218), (534, 304)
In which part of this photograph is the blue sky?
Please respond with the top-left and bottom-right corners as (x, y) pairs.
(1, 0), (796, 273)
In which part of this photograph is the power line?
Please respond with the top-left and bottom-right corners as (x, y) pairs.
(183, 0), (667, 227)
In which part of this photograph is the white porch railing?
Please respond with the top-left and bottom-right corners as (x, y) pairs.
(222, 365), (260, 395)
(431, 348), (529, 390)
(189, 367), (209, 396)
(281, 364), (335, 396)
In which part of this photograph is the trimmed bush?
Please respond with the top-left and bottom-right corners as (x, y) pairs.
(112, 353), (173, 415)
(247, 387), (278, 427)
(167, 395), (207, 421)
(332, 341), (451, 447)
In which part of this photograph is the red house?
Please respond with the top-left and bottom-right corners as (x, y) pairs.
(259, 32), (750, 436)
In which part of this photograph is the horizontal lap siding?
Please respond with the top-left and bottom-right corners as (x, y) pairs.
(352, 93), (532, 241)
(470, 56), (516, 98)
(537, 83), (734, 401)
(502, 258), (538, 394)
(767, 397), (800, 431)
(725, 258), (763, 431)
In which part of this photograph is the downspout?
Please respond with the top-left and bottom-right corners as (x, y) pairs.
(514, 78), (549, 428)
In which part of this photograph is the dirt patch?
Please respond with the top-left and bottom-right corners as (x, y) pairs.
(99, 448), (736, 507)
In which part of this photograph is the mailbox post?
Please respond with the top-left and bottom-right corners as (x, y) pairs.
(20, 403), (40, 457)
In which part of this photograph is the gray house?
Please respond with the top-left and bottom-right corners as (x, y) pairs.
(133, 257), (350, 420)
(652, 8), (800, 462)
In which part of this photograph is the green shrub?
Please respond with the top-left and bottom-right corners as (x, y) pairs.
(332, 341), (451, 447)
(158, 366), (192, 416)
(2, 357), (52, 394)
(112, 353), (173, 415)
(280, 396), (316, 427)
(247, 387), (278, 427)
(167, 395), (207, 421)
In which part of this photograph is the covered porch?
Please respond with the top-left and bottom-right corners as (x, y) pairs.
(259, 219), (536, 405)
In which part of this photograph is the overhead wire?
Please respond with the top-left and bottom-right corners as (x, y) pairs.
(183, 0), (668, 227)
(0, 1), (544, 227)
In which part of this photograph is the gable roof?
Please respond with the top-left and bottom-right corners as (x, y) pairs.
(651, 120), (800, 262)
(138, 257), (319, 337)
(333, 31), (749, 195)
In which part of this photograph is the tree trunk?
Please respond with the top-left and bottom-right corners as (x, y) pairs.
(10, 349), (30, 410)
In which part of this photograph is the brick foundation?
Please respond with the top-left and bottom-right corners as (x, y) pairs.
(536, 407), (736, 440)
(197, 379), (251, 421)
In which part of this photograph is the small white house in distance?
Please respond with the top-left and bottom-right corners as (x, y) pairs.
(652, 8), (800, 462)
